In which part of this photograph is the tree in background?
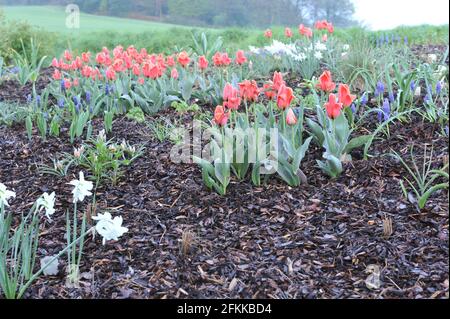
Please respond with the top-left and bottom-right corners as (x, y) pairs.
(0, 0), (357, 27)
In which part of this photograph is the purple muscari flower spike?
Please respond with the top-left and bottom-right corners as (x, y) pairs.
(26, 94), (32, 104)
(382, 98), (391, 121)
(361, 92), (368, 106)
(36, 95), (41, 107)
(105, 84), (110, 96)
(58, 99), (65, 109)
(436, 81), (442, 95)
(60, 80), (65, 92)
(410, 81), (416, 92)
(385, 34), (390, 45)
(75, 101), (81, 114)
(72, 96), (79, 105)
(424, 93), (431, 103)
(375, 81), (385, 97)
(351, 103), (357, 114)
(404, 36), (408, 45)
(377, 109), (383, 122)
(86, 91), (91, 104)
(389, 92), (395, 103)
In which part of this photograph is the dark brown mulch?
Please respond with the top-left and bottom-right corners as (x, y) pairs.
(0, 109), (448, 299)
(0, 67), (54, 103)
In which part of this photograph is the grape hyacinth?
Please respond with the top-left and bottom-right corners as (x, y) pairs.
(436, 81), (442, 95)
(375, 81), (385, 97)
(388, 92), (395, 103)
(410, 81), (416, 92)
(58, 99), (65, 109)
(361, 92), (368, 106)
(86, 91), (91, 104)
(382, 98), (391, 122)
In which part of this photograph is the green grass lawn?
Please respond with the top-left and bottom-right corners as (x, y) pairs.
(1, 5), (195, 34)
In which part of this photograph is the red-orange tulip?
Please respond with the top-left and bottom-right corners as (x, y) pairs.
(325, 94), (343, 119)
(235, 50), (247, 65)
(285, 27), (293, 38)
(264, 29), (273, 38)
(317, 70), (336, 92)
(198, 55), (209, 70)
(286, 108), (298, 126)
(239, 80), (259, 102)
(277, 84), (294, 110)
(338, 84), (356, 108)
(214, 105), (229, 126)
(177, 51), (190, 68)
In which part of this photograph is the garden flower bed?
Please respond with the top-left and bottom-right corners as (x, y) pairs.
(0, 21), (448, 299)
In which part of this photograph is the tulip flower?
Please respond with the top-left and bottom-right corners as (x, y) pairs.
(64, 50), (73, 62)
(272, 71), (285, 91)
(52, 58), (60, 68)
(213, 52), (223, 66)
(325, 94), (343, 119)
(63, 79), (72, 90)
(198, 55), (209, 70)
(263, 83), (276, 100)
(285, 27), (293, 38)
(171, 68), (179, 80)
(338, 84), (356, 107)
(235, 50), (247, 65)
(68, 172), (93, 203)
(0, 182), (16, 207)
(106, 66), (117, 81)
(277, 84), (294, 110)
(52, 69), (61, 80)
(214, 105), (229, 126)
(286, 108), (298, 125)
(166, 55), (176, 67)
(317, 70), (336, 92)
(299, 24), (313, 38)
(264, 29), (273, 39)
(92, 212), (128, 245)
(177, 51), (190, 68)
(239, 80), (259, 102)
(223, 83), (241, 110)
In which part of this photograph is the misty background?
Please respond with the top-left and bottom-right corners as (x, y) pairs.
(0, 0), (363, 28)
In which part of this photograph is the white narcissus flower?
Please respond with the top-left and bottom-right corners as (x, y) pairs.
(92, 212), (128, 245)
(36, 192), (56, 220)
(314, 51), (323, 60)
(68, 172), (93, 203)
(0, 183), (16, 207)
(343, 44), (350, 51)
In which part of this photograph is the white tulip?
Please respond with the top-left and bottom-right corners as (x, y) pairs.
(68, 172), (93, 203)
(92, 212), (128, 245)
(0, 183), (16, 207)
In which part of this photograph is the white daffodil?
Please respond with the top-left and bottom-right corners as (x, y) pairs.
(343, 44), (350, 51)
(0, 183), (16, 207)
(315, 41), (327, 51)
(314, 51), (323, 60)
(92, 212), (128, 245)
(36, 192), (56, 220)
(97, 129), (106, 142)
(68, 172), (93, 203)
